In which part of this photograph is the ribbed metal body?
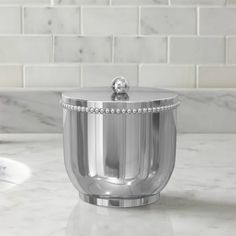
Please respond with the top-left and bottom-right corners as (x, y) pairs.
(62, 86), (178, 207)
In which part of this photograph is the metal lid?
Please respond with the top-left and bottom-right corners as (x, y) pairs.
(61, 77), (179, 114)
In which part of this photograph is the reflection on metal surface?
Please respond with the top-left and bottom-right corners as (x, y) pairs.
(66, 200), (173, 236)
(63, 109), (177, 207)
(62, 82), (178, 207)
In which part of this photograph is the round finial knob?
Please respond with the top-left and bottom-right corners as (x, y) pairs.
(112, 77), (129, 94)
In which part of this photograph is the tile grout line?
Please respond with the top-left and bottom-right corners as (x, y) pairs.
(52, 35), (55, 63)
(79, 7), (82, 35)
(138, 6), (141, 36)
(22, 64), (26, 88)
(225, 36), (228, 64)
(1, 4), (236, 7)
(138, 64), (141, 87)
(197, 7), (200, 36)
(196, 65), (199, 88)
(0, 33), (228, 38)
(2, 62), (206, 66)
(112, 36), (115, 63)
(21, 6), (24, 34)
(80, 64), (84, 88)
(167, 36), (170, 64)
(80, 6), (83, 35)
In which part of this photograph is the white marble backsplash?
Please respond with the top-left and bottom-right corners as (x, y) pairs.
(0, 89), (235, 133)
(0, 3), (236, 89)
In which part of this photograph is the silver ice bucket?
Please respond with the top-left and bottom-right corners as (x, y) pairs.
(61, 78), (180, 208)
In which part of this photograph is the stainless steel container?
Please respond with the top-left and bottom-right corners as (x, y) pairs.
(61, 78), (179, 208)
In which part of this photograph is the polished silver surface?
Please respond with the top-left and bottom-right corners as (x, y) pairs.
(79, 193), (160, 208)
(62, 81), (178, 207)
(62, 87), (178, 107)
(112, 77), (129, 94)
(60, 100), (180, 114)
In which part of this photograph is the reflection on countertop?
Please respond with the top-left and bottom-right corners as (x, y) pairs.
(0, 157), (31, 191)
(0, 134), (235, 236)
(66, 199), (173, 236)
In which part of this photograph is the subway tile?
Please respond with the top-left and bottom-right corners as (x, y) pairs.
(200, 8), (236, 35)
(54, 0), (109, 5)
(83, 7), (138, 35)
(141, 7), (196, 35)
(199, 66), (236, 88)
(24, 7), (80, 34)
(170, 37), (225, 64)
(140, 65), (196, 88)
(112, 0), (168, 5)
(25, 65), (80, 87)
(0, 7), (21, 34)
(0, 36), (52, 63)
(171, 0), (225, 5)
(0, 0), (50, 3)
(54, 36), (112, 63)
(82, 64), (138, 87)
(227, 37), (236, 63)
(114, 37), (167, 63)
(0, 65), (22, 87)
(227, 0), (236, 4)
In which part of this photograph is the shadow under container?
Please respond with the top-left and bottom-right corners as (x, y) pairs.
(61, 81), (179, 208)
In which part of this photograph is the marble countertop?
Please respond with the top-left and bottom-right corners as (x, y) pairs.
(0, 134), (235, 236)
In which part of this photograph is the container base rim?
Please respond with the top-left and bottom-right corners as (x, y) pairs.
(79, 193), (160, 208)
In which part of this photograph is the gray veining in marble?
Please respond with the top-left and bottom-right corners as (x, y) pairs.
(176, 89), (236, 133)
(0, 133), (235, 235)
(0, 90), (62, 133)
(0, 89), (236, 133)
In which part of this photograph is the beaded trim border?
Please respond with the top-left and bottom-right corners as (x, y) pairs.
(60, 101), (180, 114)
